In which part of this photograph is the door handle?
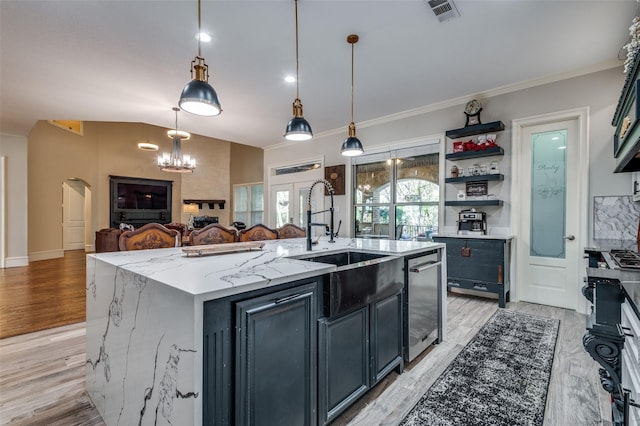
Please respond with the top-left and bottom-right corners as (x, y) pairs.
(564, 235), (575, 241)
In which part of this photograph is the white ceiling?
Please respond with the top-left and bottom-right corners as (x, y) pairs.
(0, 1), (637, 149)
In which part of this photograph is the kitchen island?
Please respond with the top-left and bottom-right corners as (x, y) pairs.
(85, 237), (444, 426)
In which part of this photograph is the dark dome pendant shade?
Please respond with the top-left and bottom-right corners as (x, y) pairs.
(285, 98), (313, 141)
(341, 122), (364, 157)
(179, 0), (222, 117)
(284, 0), (313, 141)
(341, 34), (364, 157)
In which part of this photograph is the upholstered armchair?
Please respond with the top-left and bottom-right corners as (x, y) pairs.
(118, 223), (180, 251)
(189, 223), (238, 245)
(238, 224), (279, 242)
(277, 223), (306, 239)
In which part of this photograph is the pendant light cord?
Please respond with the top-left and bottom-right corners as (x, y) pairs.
(197, 0), (202, 58)
(294, 0), (300, 99)
(350, 39), (354, 123)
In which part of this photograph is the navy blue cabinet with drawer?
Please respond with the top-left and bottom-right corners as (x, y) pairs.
(433, 236), (511, 307)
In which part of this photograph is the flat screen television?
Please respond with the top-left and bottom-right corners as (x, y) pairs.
(116, 182), (169, 209)
(109, 176), (173, 228)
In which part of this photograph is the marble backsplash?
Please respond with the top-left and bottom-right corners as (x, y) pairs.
(593, 196), (640, 240)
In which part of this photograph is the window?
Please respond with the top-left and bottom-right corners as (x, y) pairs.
(233, 183), (264, 226)
(353, 145), (439, 240)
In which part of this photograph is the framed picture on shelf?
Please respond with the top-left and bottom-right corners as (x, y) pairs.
(466, 181), (488, 197)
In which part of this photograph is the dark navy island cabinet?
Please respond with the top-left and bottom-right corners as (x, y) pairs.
(317, 291), (403, 424)
(202, 272), (405, 426)
(202, 278), (322, 426)
(433, 236), (511, 307)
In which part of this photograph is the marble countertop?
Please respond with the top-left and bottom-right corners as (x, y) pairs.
(432, 233), (514, 241)
(88, 237), (444, 301)
(586, 239), (640, 252)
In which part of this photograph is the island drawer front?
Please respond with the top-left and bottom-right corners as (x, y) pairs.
(447, 278), (502, 294)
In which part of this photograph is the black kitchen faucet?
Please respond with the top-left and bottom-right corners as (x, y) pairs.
(306, 178), (335, 251)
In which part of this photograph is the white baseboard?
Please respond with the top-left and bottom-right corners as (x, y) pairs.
(4, 256), (29, 268)
(29, 249), (64, 262)
(85, 244), (95, 252)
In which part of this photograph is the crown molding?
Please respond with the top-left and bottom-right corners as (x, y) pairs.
(264, 59), (622, 151)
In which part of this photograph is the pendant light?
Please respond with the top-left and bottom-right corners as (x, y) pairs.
(178, 0), (222, 116)
(284, 0), (313, 141)
(158, 108), (196, 173)
(341, 34), (364, 157)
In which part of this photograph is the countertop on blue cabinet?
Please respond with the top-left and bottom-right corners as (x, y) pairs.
(432, 233), (514, 241)
(87, 237), (444, 301)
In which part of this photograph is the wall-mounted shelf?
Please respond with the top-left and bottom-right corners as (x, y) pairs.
(445, 174), (504, 183)
(445, 121), (505, 139)
(445, 147), (504, 160)
(444, 200), (504, 207)
(183, 199), (226, 209)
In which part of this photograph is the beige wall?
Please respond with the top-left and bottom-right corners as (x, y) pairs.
(264, 67), (629, 238)
(24, 121), (255, 260)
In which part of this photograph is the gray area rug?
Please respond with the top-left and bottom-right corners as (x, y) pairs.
(400, 309), (559, 426)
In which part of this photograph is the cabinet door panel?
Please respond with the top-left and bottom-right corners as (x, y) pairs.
(372, 293), (403, 383)
(318, 308), (369, 424)
(236, 284), (317, 426)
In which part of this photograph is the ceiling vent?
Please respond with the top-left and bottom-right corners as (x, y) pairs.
(427, 0), (460, 22)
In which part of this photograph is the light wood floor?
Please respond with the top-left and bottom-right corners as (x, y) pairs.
(0, 253), (612, 425)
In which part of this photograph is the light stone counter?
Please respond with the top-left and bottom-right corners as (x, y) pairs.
(432, 233), (514, 240)
(85, 237), (444, 426)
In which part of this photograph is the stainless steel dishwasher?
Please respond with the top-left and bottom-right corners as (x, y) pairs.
(405, 249), (441, 362)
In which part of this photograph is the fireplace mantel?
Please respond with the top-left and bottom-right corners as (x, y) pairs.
(183, 199), (225, 209)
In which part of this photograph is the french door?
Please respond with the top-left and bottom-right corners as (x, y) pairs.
(272, 181), (322, 229)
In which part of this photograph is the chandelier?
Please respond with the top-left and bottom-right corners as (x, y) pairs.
(158, 107), (196, 173)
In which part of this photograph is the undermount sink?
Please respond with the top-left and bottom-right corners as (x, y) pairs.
(295, 250), (390, 267)
(293, 250), (404, 318)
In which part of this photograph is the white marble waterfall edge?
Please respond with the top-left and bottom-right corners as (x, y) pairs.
(85, 237), (444, 426)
